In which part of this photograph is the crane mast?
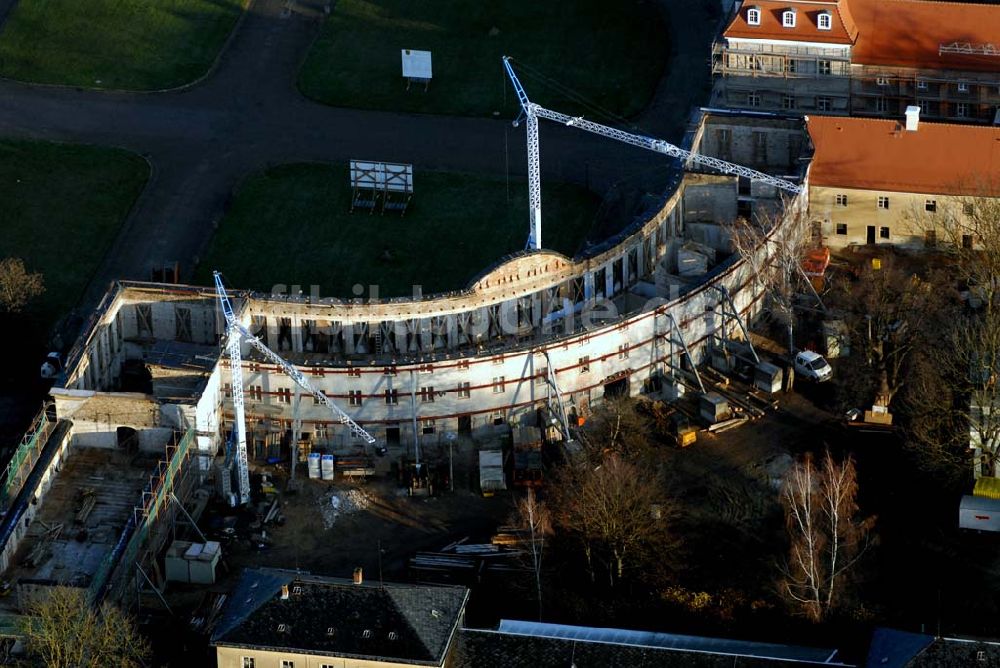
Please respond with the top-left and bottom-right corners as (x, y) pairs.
(502, 57), (803, 251)
(213, 272), (376, 504)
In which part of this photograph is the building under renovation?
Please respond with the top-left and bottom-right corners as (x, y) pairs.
(0, 110), (812, 615)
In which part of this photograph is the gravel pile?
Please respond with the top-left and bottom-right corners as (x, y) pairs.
(319, 488), (370, 529)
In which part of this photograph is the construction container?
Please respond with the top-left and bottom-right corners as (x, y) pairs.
(164, 540), (222, 584)
(973, 476), (1000, 500)
(959, 495), (1000, 532)
(307, 453), (322, 479)
(754, 362), (783, 394)
(677, 247), (709, 277)
(479, 450), (506, 496)
(699, 392), (731, 424)
(321, 454), (336, 481)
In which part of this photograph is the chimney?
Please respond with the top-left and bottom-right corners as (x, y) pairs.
(905, 105), (920, 132)
(280, 584), (289, 600)
(353, 567), (364, 585)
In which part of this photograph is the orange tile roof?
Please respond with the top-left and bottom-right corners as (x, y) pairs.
(724, 0), (858, 45)
(806, 115), (1000, 196)
(849, 0), (1000, 73)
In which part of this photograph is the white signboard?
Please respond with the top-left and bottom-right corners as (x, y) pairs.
(401, 49), (433, 80)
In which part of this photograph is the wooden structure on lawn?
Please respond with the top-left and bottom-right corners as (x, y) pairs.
(349, 160), (414, 216)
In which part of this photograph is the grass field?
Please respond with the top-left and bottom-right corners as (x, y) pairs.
(0, 0), (245, 89)
(298, 0), (668, 118)
(0, 140), (149, 333)
(196, 163), (601, 298)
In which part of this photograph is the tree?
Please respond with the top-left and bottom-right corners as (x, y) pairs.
(726, 206), (812, 354)
(576, 396), (653, 462)
(510, 489), (552, 620)
(833, 261), (946, 408)
(20, 586), (150, 668)
(0, 257), (44, 313)
(779, 451), (873, 622)
(552, 454), (674, 587)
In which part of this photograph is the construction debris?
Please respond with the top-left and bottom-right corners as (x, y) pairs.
(318, 488), (370, 529)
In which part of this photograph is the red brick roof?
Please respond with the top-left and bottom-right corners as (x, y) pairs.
(806, 115), (1000, 196)
(849, 0), (1000, 73)
(724, 0), (858, 45)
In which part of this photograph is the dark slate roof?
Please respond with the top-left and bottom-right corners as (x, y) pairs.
(864, 628), (934, 668)
(212, 568), (468, 666)
(454, 629), (851, 668)
(905, 636), (1000, 667)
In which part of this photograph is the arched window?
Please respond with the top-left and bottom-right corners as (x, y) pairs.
(818, 12), (832, 30)
(747, 7), (761, 25)
(782, 9), (796, 27)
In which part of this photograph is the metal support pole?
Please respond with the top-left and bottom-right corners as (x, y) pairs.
(290, 386), (302, 480)
(410, 371), (421, 467)
(135, 562), (173, 615)
(169, 492), (207, 543)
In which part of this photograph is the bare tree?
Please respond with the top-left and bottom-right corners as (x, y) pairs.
(510, 489), (552, 620)
(727, 204), (812, 354)
(20, 586), (150, 668)
(834, 261), (948, 408)
(780, 451), (873, 622)
(553, 454), (673, 587)
(577, 395), (653, 462)
(0, 257), (44, 313)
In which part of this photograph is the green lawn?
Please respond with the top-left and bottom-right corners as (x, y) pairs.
(0, 140), (149, 331)
(0, 0), (245, 89)
(298, 0), (668, 118)
(196, 163), (600, 298)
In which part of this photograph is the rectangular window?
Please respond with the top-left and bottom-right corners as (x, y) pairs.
(419, 364), (434, 374)
(457, 359), (470, 371)
(347, 367), (361, 378)
(964, 202), (976, 216)
(618, 344), (630, 360)
(963, 234), (974, 249)
(579, 356), (591, 372)
(752, 131), (768, 162)
(782, 94), (795, 110)
(348, 390), (363, 407)
(835, 223), (848, 235)
(281, 662), (294, 668)
(250, 385), (263, 402)
(492, 355), (504, 366)
(786, 59), (797, 74)
(243, 659), (255, 668)
(879, 227), (890, 239)
(818, 60), (832, 75)
(782, 9), (796, 27)
(957, 102), (969, 118)
(492, 377), (505, 393)
(747, 7), (760, 24)
(876, 76), (889, 86)
(817, 12), (831, 29)
(816, 96), (832, 111)
(493, 411), (505, 426)
(277, 388), (291, 404)
(419, 386), (435, 403)
(878, 196), (890, 209)
(747, 91), (760, 108)
(918, 100), (930, 114)
(916, 80), (928, 90)
(457, 382), (471, 399)
(384, 390), (398, 405)
(875, 97), (888, 113)
(383, 366), (397, 377)
(535, 368), (548, 386)
(958, 82), (969, 93)
(925, 199), (937, 213)
(422, 421), (435, 435)
(835, 194), (848, 207)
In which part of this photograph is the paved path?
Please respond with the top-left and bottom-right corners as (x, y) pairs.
(0, 0), (716, 310)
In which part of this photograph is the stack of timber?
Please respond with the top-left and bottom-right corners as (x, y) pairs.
(409, 536), (524, 584)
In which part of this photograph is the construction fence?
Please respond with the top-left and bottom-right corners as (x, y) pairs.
(0, 407), (53, 513)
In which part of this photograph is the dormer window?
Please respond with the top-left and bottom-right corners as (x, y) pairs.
(817, 11), (832, 30)
(782, 9), (796, 27)
(747, 6), (761, 25)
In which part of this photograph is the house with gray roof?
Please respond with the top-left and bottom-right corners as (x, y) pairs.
(211, 568), (469, 668)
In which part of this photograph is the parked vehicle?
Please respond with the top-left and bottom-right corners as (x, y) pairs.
(794, 351), (832, 382)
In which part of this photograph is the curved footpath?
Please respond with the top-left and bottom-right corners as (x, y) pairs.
(0, 0), (715, 313)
